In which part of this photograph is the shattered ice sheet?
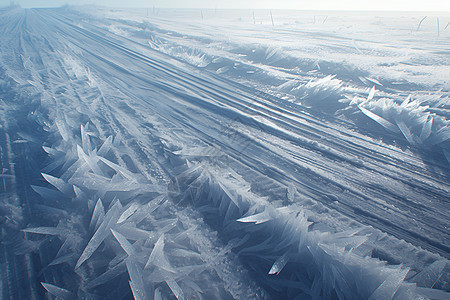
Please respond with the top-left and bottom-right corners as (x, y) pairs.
(0, 5), (448, 300)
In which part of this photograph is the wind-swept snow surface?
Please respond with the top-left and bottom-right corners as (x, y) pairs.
(0, 6), (449, 300)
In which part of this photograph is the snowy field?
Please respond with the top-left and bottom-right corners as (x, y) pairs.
(0, 5), (449, 299)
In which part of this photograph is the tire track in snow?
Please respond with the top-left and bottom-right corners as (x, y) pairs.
(2, 8), (268, 299)
(32, 8), (450, 258)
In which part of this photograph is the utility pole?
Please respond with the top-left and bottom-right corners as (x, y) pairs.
(437, 17), (440, 37)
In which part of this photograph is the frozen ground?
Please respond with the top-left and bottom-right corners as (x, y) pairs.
(0, 5), (449, 300)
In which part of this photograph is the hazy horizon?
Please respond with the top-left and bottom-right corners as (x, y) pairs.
(2, 0), (450, 12)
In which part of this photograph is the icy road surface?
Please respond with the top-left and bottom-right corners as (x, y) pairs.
(0, 6), (449, 300)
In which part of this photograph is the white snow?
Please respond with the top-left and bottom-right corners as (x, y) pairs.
(0, 5), (448, 300)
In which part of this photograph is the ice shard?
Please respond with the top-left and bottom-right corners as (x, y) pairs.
(41, 282), (75, 299)
(145, 234), (176, 273)
(358, 106), (399, 133)
(268, 254), (289, 275)
(76, 202), (121, 268)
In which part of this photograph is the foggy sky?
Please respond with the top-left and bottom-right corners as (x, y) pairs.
(2, 0), (450, 11)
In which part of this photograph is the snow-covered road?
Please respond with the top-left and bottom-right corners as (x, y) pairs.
(0, 7), (448, 299)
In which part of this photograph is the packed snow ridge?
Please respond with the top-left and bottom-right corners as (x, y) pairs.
(0, 5), (449, 300)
